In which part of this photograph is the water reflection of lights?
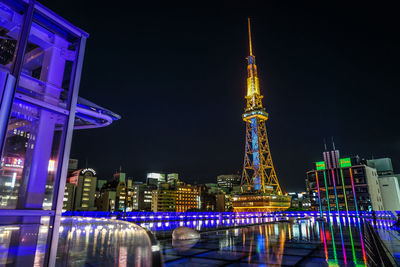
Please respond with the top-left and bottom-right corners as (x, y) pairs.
(3, 227), (20, 231)
(59, 211), (400, 266)
(56, 217), (155, 266)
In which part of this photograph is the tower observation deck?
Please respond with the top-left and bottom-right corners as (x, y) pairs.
(232, 19), (290, 212)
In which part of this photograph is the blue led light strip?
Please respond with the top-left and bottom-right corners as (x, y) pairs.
(315, 171), (323, 217)
(251, 118), (260, 190)
(322, 171), (331, 217)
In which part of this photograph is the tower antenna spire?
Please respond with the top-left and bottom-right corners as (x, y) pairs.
(236, 19), (291, 212)
(248, 18), (253, 56)
(331, 136), (336, 150)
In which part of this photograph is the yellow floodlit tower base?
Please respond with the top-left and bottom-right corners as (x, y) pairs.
(232, 19), (290, 212)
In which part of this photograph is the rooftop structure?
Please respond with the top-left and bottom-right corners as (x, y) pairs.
(367, 158), (394, 176)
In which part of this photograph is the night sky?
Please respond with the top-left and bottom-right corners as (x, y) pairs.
(40, 1), (400, 191)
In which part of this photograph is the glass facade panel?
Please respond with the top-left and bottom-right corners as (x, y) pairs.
(0, 1), (24, 71)
(18, 18), (80, 107)
(0, 216), (53, 266)
(0, 99), (66, 209)
(0, 1), (118, 265)
(0, 0), (85, 212)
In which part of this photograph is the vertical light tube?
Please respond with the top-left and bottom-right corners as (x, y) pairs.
(356, 217), (368, 266)
(322, 168), (339, 264)
(330, 169), (340, 214)
(315, 171), (323, 217)
(340, 169), (349, 215)
(349, 168), (367, 263)
(347, 218), (358, 265)
(349, 168), (359, 215)
(320, 223), (329, 262)
(340, 167), (357, 263)
(329, 222), (338, 265)
(322, 171), (331, 217)
(331, 169), (347, 264)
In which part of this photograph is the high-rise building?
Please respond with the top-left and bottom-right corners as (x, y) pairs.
(96, 190), (117, 212)
(111, 172), (128, 210)
(199, 184), (217, 211)
(62, 183), (75, 211)
(151, 182), (200, 212)
(99, 177), (128, 211)
(176, 184), (200, 212)
(378, 177), (400, 211)
(146, 172), (166, 186)
(68, 159), (79, 172)
(306, 149), (384, 212)
(152, 189), (176, 212)
(367, 157), (400, 211)
(232, 19), (290, 212)
(97, 179), (107, 190)
(72, 168), (97, 211)
(288, 192), (311, 210)
(142, 186), (154, 210)
(129, 182), (156, 211)
(124, 177), (135, 211)
(116, 180), (127, 211)
(167, 173), (179, 185)
(217, 174), (241, 192)
(216, 193), (233, 212)
(131, 183), (141, 210)
(114, 172), (126, 183)
(206, 183), (219, 193)
(367, 158), (394, 176)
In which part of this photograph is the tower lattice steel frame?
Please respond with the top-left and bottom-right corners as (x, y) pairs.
(241, 19), (282, 195)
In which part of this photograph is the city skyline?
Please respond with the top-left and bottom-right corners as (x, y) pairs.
(39, 1), (400, 191)
(1, 2), (399, 266)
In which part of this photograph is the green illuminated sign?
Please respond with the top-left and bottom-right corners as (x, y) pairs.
(315, 161), (326, 170)
(340, 158), (351, 168)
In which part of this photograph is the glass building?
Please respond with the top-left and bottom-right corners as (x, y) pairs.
(0, 0), (119, 265)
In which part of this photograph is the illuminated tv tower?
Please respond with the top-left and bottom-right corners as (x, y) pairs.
(241, 18), (282, 195)
(233, 19), (290, 212)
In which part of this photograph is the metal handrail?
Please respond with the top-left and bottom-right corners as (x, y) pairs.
(362, 220), (399, 266)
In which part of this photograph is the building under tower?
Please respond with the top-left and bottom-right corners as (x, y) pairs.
(232, 19), (290, 212)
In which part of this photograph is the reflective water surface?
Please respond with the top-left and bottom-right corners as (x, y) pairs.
(154, 217), (378, 266)
(136, 216), (278, 239)
(1, 214), (400, 266)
